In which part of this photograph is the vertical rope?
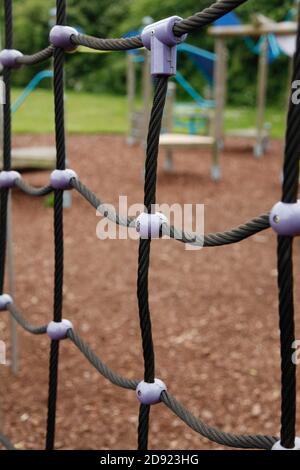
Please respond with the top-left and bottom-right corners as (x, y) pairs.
(137, 76), (168, 450)
(277, 6), (300, 450)
(45, 0), (66, 451)
(0, 0), (13, 295)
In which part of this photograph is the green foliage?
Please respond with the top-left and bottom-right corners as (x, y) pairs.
(3, 0), (297, 106)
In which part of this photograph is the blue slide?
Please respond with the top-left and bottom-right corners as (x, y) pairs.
(11, 70), (53, 113)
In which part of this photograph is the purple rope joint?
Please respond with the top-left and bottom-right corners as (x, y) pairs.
(0, 171), (21, 189)
(135, 212), (168, 239)
(136, 379), (167, 405)
(50, 169), (77, 190)
(47, 319), (73, 340)
(0, 49), (23, 69)
(0, 294), (13, 311)
(269, 201), (300, 236)
(49, 25), (78, 52)
(141, 16), (187, 76)
(272, 437), (300, 450)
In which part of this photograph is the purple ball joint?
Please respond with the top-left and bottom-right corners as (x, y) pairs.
(49, 25), (78, 51)
(272, 437), (300, 450)
(136, 379), (167, 405)
(0, 171), (21, 189)
(50, 169), (77, 190)
(0, 294), (13, 311)
(0, 49), (23, 69)
(141, 16), (187, 76)
(47, 319), (73, 340)
(270, 201), (300, 236)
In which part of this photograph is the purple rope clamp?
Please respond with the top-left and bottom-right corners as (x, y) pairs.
(136, 378), (167, 405)
(0, 171), (21, 189)
(272, 437), (300, 450)
(47, 319), (73, 340)
(49, 25), (78, 51)
(269, 201), (300, 236)
(135, 212), (168, 239)
(141, 16), (187, 76)
(50, 169), (77, 190)
(0, 49), (23, 69)
(0, 294), (13, 311)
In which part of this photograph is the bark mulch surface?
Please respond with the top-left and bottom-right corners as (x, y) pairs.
(0, 134), (299, 450)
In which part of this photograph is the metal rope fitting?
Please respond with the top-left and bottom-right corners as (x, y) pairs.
(136, 379), (167, 405)
(0, 294), (13, 311)
(0, 170), (21, 189)
(141, 16), (187, 76)
(47, 319), (73, 340)
(49, 25), (78, 51)
(270, 201), (300, 236)
(135, 212), (168, 239)
(50, 169), (77, 190)
(0, 49), (23, 68)
(272, 437), (300, 450)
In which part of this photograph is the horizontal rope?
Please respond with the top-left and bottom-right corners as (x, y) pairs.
(16, 45), (54, 65)
(15, 179), (53, 196)
(71, 33), (143, 51)
(67, 328), (138, 390)
(0, 433), (16, 450)
(71, 178), (270, 247)
(161, 391), (277, 450)
(7, 303), (47, 335)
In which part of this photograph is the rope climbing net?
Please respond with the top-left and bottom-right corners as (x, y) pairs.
(0, 0), (299, 451)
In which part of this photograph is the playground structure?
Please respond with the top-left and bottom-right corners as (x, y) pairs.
(209, 13), (297, 157)
(0, 0), (300, 453)
(0, 69), (56, 171)
(127, 11), (298, 177)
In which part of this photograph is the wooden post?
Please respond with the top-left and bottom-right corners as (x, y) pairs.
(255, 35), (268, 158)
(212, 37), (226, 179)
(126, 53), (136, 144)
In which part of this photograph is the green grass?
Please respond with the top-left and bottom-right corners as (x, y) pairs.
(12, 88), (129, 134)
(11, 87), (287, 138)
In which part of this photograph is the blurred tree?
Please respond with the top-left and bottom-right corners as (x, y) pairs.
(1, 0), (297, 105)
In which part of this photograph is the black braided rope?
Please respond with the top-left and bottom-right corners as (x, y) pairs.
(161, 391), (277, 449)
(71, 33), (143, 51)
(174, 0), (249, 36)
(137, 76), (169, 450)
(0, 433), (16, 450)
(45, 0), (66, 451)
(0, 0), (13, 295)
(16, 46), (54, 66)
(275, 5), (300, 450)
(7, 303), (47, 335)
(15, 179), (53, 197)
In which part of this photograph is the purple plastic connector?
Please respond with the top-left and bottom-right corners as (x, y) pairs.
(136, 378), (167, 405)
(141, 16), (187, 76)
(0, 49), (23, 69)
(0, 171), (21, 189)
(0, 294), (13, 311)
(50, 169), (77, 190)
(49, 25), (78, 51)
(47, 319), (73, 340)
(270, 201), (300, 236)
